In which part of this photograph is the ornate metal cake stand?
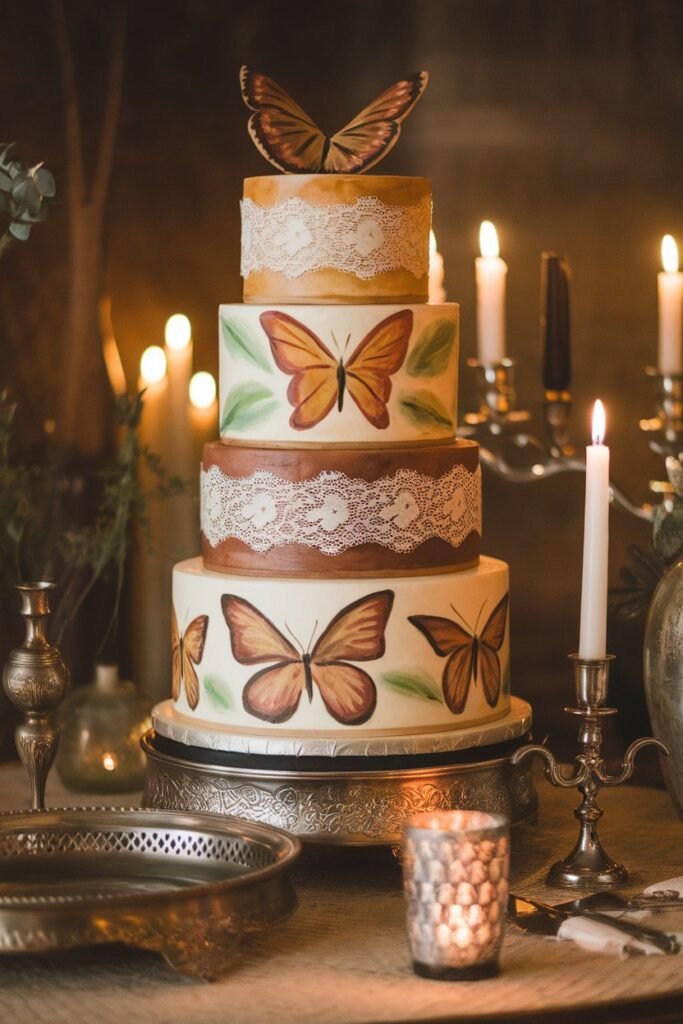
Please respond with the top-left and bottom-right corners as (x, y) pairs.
(142, 701), (538, 845)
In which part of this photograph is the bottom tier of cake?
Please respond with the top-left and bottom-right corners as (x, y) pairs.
(172, 555), (510, 737)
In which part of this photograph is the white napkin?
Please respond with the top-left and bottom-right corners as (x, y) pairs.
(557, 916), (665, 957)
(642, 876), (683, 898)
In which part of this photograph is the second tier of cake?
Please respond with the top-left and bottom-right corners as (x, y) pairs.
(200, 439), (481, 577)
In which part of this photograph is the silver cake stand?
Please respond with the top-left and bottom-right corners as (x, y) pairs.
(142, 698), (538, 845)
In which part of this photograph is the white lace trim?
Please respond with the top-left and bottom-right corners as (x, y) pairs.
(240, 195), (431, 281)
(201, 464), (481, 556)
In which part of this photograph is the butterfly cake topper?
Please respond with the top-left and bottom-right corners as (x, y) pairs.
(240, 66), (429, 174)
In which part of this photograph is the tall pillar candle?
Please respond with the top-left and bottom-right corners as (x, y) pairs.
(578, 400), (610, 660)
(476, 220), (507, 365)
(189, 370), (217, 466)
(164, 313), (194, 481)
(428, 230), (446, 304)
(658, 234), (683, 375)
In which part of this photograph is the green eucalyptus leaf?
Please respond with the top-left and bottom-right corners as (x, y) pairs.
(9, 222), (31, 241)
(406, 318), (456, 377)
(381, 671), (443, 703)
(221, 316), (273, 374)
(398, 390), (454, 431)
(220, 381), (277, 432)
(204, 674), (232, 712)
(653, 500), (683, 561)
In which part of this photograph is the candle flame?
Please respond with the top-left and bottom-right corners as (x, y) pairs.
(140, 345), (167, 384)
(165, 313), (192, 350)
(189, 370), (216, 410)
(429, 229), (437, 256)
(479, 220), (499, 259)
(662, 234), (679, 274)
(592, 399), (606, 445)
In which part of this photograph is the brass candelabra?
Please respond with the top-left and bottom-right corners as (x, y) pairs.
(512, 654), (669, 888)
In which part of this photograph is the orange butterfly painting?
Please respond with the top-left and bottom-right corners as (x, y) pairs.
(408, 594), (509, 715)
(240, 66), (429, 174)
(221, 591), (394, 725)
(260, 309), (412, 430)
(171, 608), (209, 712)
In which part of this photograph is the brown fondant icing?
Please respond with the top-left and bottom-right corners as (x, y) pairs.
(202, 438), (478, 482)
(200, 439), (480, 576)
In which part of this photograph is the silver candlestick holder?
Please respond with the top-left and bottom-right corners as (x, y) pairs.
(640, 368), (683, 457)
(459, 360), (674, 522)
(512, 654), (670, 888)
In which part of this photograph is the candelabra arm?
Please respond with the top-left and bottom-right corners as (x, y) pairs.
(512, 743), (587, 788)
(596, 737), (670, 787)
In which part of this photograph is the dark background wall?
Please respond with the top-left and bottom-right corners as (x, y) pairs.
(2, 0), (682, 756)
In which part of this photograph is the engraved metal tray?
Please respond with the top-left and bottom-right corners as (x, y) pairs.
(0, 806), (300, 980)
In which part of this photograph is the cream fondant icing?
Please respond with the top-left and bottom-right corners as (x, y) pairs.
(218, 302), (459, 445)
(171, 555), (510, 737)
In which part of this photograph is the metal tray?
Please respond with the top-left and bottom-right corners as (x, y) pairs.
(0, 806), (300, 980)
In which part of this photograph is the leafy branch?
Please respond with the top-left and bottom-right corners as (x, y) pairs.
(0, 144), (55, 257)
(1, 389), (185, 655)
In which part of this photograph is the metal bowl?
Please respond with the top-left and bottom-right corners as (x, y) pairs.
(0, 805), (300, 979)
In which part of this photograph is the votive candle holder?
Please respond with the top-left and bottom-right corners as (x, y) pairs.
(402, 809), (510, 980)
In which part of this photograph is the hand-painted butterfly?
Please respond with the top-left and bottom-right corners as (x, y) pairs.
(240, 66), (429, 174)
(408, 594), (509, 715)
(260, 309), (412, 430)
(171, 609), (209, 711)
(221, 591), (394, 725)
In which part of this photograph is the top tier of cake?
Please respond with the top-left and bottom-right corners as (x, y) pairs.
(241, 174), (431, 304)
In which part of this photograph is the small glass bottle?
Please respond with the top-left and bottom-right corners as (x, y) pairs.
(56, 664), (152, 793)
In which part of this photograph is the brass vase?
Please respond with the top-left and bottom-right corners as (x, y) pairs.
(1, 582), (70, 809)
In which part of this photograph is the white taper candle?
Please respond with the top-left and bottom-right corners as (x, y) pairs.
(578, 400), (610, 660)
(476, 220), (507, 365)
(658, 235), (683, 375)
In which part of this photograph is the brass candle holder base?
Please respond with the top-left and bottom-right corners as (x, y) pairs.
(513, 654), (670, 889)
(463, 358), (532, 430)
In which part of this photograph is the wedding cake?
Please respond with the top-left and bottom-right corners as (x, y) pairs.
(146, 70), (534, 839)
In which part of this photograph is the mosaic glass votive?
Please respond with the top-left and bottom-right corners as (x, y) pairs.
(402, 809), (510, 981)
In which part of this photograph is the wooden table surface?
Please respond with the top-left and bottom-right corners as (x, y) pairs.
(0, 762), (682, 1024)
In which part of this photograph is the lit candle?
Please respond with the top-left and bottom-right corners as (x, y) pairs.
(428, 229), (446, 304)
(189, 370), (217, 463)
(164, 313), (194, 480)
(476, 220), (507, 365)
(138, 345), (168, 454)
(579, 400), (610, 660)
(658, 235), (683, 375)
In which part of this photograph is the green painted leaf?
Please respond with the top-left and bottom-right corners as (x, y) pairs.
(381, 671), (443, 703)
(204, 674), (232, 712)
(220, 315), (273, 374)
(406, 318), (456, 377)
(221, 382), (277, 432)
(398, 390), (454, 431)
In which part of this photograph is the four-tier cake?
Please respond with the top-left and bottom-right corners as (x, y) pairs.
(143, 70), (535, 841)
